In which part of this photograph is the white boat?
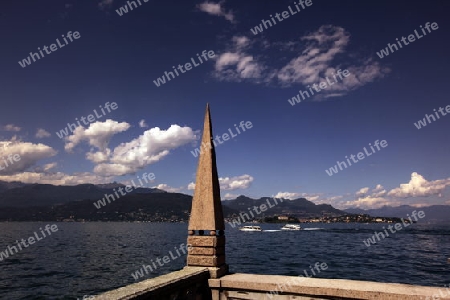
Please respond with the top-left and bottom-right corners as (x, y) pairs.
(281, 224), (301, 231)
(239, 225), (262, 232)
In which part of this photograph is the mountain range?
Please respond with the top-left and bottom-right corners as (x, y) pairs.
(223, 195), (344, 217)
(0, 180), (164, 207)
(0, 181), (448, 223)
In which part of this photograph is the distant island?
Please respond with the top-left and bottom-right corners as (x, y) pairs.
(260, 215), (412, 224)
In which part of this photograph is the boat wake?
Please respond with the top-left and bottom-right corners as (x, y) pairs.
(303, 228), (324, 230)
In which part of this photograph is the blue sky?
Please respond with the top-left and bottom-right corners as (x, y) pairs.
(0, 0), (449, 209)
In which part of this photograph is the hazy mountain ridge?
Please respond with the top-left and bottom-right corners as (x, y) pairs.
(0, 193), (209, 222)
(223, 195), (345, 217)
(0, 182), (164, 207)
(0, 180), (29, 193)
(0, 182), (345, 221)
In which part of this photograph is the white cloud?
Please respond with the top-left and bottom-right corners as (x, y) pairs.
(306, 194), (346, 205)
(223, 193), (239, 200)
(86, 149), (112, 164)
(63, 119), (197, 177)
(303, 194), (320, 201)
(216, 53), (241, 70)
(98, 0), (113, 10)
(273, 192), (301, 200)
(1, 124), (21, 132)
(273, 192), (323, 201)
(214, 53), (265, 81)
(0, 140), (57, 175)
(356, 187), (369, 196)
(343, 195), (397, 210)
(139, 119), (148, 128)
(339, 173), (450, 209)
(339, 184), (393, 209)
(327, 195), (344, 202)
(188, 174), (254, 191)
(212, 26), (389, 99)
(213, 36), (266, 82)
(371, 184), (387, 197)
(277, 25), (351, 86)
(153, 183), (182, 193)
(372, 184), (384, 192)
(94, 125), (197, 176)
(43, 162), (57, 171)
(187, 182), (196, 190)
(233, 36), (250, 48)
(388, 172), (450, 198)
(283, 173), (450, 210)
(197, 1), (234, 22)
(276, 25), (389, 97)
(410, 203), (430, 208)
(36, 128), (51, 139)
(320, 59), (389, 99)
(64, 119), (130, 152)
(219, 174), (253, 190)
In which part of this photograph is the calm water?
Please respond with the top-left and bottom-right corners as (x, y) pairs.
(0, 222), (449, 299)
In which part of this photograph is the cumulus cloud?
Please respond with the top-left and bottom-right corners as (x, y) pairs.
(326, 195), (344, 202)
(338, 183), (394, 209)
(139, 119), (148, 128)
(356, 187), (369, 196)
(64, 119), (130, 152)
(273, 192), (301, 200)
(187, 182), (196, 190)
(1, 124), (21, 132)
(86, 149), (112, 164)
(36, 128), (51, 139)
(273, 191), (322, 201)
(0, 140), (57, 175)
(197, 1), (234, 22)
(94, 125), (197, 176)
(188, 174), (254, 191)
(219, 174), (253, 190)
(371, 184), (387, 197)
(285, 173), (450, 210)
(223, 193), (239, 200)
(343, 195), (397, 210)
(304, 194), (321, 201)
(63, 120), (196, 177)
(306, 194), (346, 205)
(268, 191), (346, 207)
(339, 173), (450, 209)
(153, 183), (182, 193)
(388, 172), (450, 198)
(372, 184), (384, 192)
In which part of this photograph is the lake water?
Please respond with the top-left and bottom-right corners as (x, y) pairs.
(0, 222), (449, 299)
